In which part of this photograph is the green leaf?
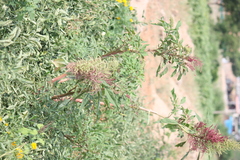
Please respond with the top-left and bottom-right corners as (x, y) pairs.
(37, 124), (44, 130)
(159, 67), (168, 77)
(58, 99), (71, 109)
(195, 113), (202, 121)
(171, 69), (177, 77)
(160, 118), (178, 124)
(0, 20), (12, 26)
(180, 97), (186, 104)
(156, 65), (161, 77)
(37, 138), (45, 145)
(104, 88), (118, 107)
(18, 77), (33, 84)
(162, 124), (178, 132)
(175, 21), (182, 30)
(29, 129), (38, 135)
(8, 27), (21, 41)
(51, 58), (66, 68)
(81, 94), (91, 108)
(175, 141), (186, 147)
(177, 73), (183, 80)
(0, 39), (14, 47)
(18, 127), (31, 135)
(171, 89), (176, 100)
(29, 38), (42, 49)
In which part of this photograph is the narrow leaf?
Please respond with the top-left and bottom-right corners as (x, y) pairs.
(160, 118), (178, 124)
(195, 112), (202, 121)
(159, 67), (168, 77)
(171, 69), (177, 77)
(175, 21), (182, 30)
(0, 20), (12, 26)
(51, 58), (66, 68)
(105, 89), (118, 107)
(81, 94), (90, 108)
(156, 65), (161, 77)
(171, 89), (176, 100)
(175, 141), (186, 147)
(177, 73), (183, 80)
(180, 97), (186, 104)
(0, 39), (14, 46)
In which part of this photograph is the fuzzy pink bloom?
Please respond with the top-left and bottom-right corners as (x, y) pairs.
(186, 63), (195, 71)
(188, 122), (227, 153)
(66, 62), (115, 90)
(185, 56), (202, 71)
(125, 94), (130, 99)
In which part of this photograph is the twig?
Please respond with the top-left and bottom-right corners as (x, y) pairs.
(101, 49), (138, 58)
(38, 122), (54, 134)
(51, 73), (67, 83)
(139, 107), (165, 118)
(51, 91), (75, 100)
(54, 97), (164, 118)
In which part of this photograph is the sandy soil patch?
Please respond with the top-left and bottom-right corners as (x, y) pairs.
(131, 0), (202, 159)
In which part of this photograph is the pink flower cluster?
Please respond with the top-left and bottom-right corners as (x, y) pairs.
(188, 122), (227, 153)
(185, 56), (202, 71)
(66, 62), (115, 90)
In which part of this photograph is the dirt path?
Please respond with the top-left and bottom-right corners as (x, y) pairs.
(130, 0), (201, 159)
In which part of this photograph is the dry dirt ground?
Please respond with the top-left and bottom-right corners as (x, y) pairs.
(130, 0), (218, 159)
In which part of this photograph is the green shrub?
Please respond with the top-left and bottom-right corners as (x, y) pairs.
(0, 0), (162, 159)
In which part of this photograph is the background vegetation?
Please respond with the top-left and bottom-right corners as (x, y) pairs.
(188, 0), (223, 123)
(214, 0), (240, 76)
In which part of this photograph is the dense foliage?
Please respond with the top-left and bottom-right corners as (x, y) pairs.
(0, 0), (163, 159)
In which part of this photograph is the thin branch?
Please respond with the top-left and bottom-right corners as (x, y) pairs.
(101, 49), (138, 58)
(51, 73), (67, 83)
(51, 91), (75, 100)
(54, 97), (164, 118)
(139, 107), (165, 118)
(38, 122), (54, 134)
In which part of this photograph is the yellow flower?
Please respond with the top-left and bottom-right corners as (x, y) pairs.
(0, 117), (2, 122)
(31, 142), (37, 150)
(129, 19), (133, 22)
(116, 0), (122, 3)
(116, 17), (121, 20)
(6, 131), (11, 134)
(16, 152), (24, 159)
(16, 148), (23, 153)
(129, 6), (134, 11)
(11, 142), (17, 146)
(122, 0), (128, 6)
(4, 123), (8, 126)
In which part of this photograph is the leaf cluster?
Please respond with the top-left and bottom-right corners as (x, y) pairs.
(151, 18), (193, 80)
